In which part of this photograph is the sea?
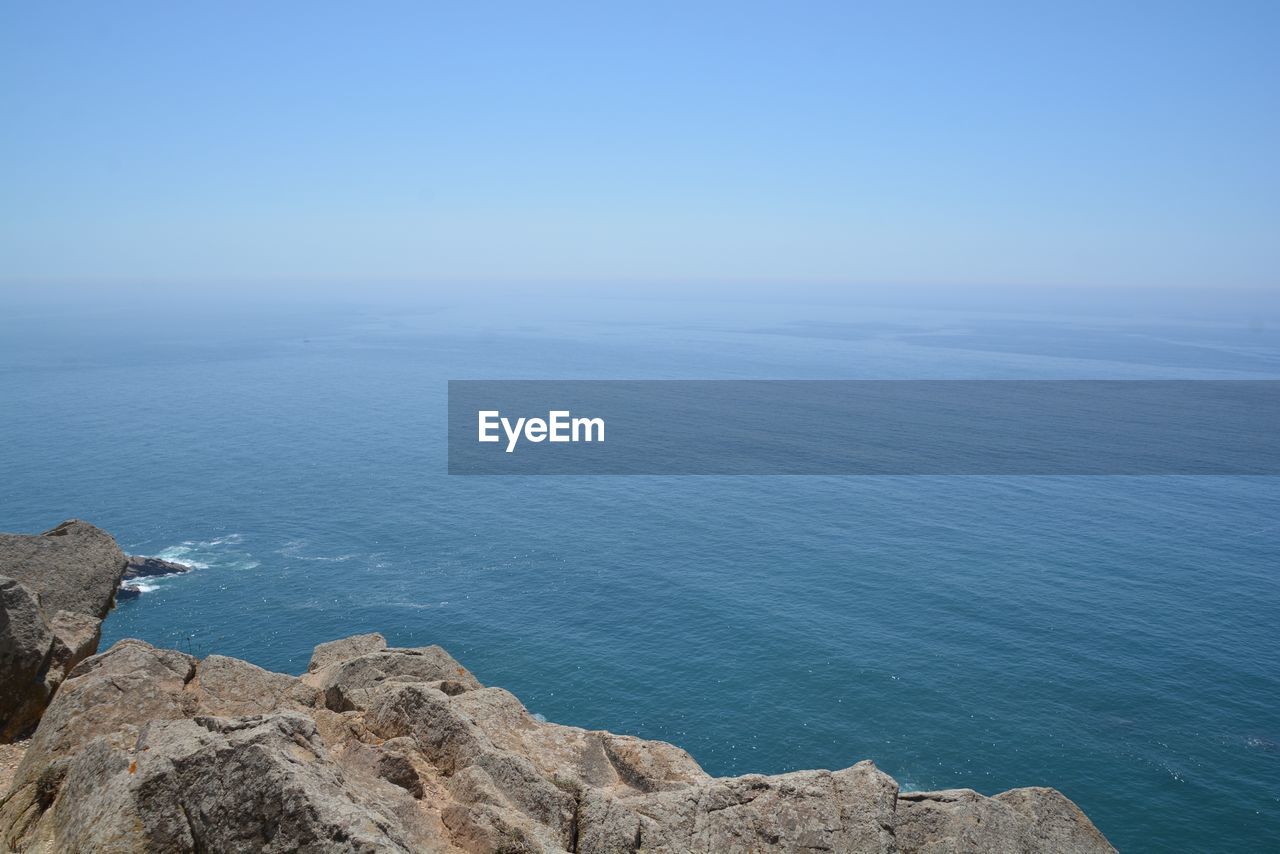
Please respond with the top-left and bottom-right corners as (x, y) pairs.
(2, 286), (1278, 851)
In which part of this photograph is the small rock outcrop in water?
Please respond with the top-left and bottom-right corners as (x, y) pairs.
(116, 555), (193, 599)
(0, 521), (126, 741)
(0, 523), (1116, 852)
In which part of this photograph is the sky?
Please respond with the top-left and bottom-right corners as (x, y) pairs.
(1, 1), (1278, 291)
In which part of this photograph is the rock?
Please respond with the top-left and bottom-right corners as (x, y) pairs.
(0, 578), (53, 742)
(600, 764), (899, 854)
(190, 654), (318, 716)
(0, 639), (199, 849)
(0, 522), (127, 741)
(895, 787), (1115, 853)
(20, 641), (197, 769)
(49, 714), (439, 853)
(45, 611), (101, 685)
(332, 739), (427, 799)
(0, 521), (126, 620)
(0, 520), (1118, 852)
(118, 555), (194, 599)
(0, 739), (25, 799)
(122, 556), (193, 580)
(308, 631), (387, 672)
(303, 645), (483, 713)
(0, 634), (1117, 853)
(364, 683), (579, 850)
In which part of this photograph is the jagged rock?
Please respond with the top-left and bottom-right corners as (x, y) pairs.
(43, 611), (100, 694)
(303, 645), (483, 713)
(364, 683), (580, 850)
(18, 641), (197, 771)
(0, 522), (125, 621)
(191, 654), (317, 716)
(895, 788), (1115, 853)
(597, 764), (899, 853)
(0, 634), (1117, 853)
(0, 522), (127, 741)
(117, 555), (194, 599)
(332, 739), (427, 799)
(49, 714), (439, 853)
(122, 556), (192, 580)
(0, 578), (53, 742)
(309, 632), (387, 672)
(0, 640), (198, 849)
(0, 740), (25, 801)
(0, 518), (1117, 851)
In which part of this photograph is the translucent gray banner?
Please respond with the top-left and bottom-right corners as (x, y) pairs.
(447, 380), (1280, 475)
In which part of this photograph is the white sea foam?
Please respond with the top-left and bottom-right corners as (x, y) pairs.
(154, 545), (210, 568)
(385, 600), (449, 610)
(141, 533), (257, 582)
(277, 540), (359, 562)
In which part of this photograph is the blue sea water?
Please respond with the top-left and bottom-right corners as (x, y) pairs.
(2, 289), (1278, 851)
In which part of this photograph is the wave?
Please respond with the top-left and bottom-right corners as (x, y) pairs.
(152, 546), (211, 569)
(277, 539), (361, 563)
(121, 533), (258, 599)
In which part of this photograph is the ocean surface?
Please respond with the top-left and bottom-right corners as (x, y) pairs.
(2, 289), (1278, 851)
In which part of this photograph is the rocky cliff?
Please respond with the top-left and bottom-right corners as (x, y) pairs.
(0, 523), (1116, 853)
(0, 521), (126, 741)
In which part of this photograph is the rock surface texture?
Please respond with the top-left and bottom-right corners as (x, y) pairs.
(0, 521), (127, 741)
(0, 522), (1115, 852)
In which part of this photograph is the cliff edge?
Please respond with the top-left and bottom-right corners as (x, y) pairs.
(0, 523), (1115, 853)
(0, 521), (126, 741)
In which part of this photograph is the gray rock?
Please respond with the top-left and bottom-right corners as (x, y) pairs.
(308, 632), (387, 672)
(0, 578), (54, 742)
(44, 611), (101, 685)
(0, 633), (1117, 853)
(0, 519), (1119, 852)
(332, 739), (427, 799)
(599, 763), (899, 854)
(0, 521), (126, 620)
(191, 654), (317, 716)
(304, 646), (482, 712)
(0, 522), (127, 742)
(895, 787), (1117, 853)
(443, 685), (709, 794)
(49, 713), (438, 853)
(122, 556), (192, 580)
(0, 639), (199, 849)
(365, 683), (578, 850)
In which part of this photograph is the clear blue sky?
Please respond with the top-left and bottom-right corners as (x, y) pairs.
(2, 1), (1277, 290)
